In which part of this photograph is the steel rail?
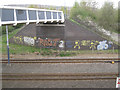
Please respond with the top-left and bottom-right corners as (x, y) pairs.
(2, 58), (120, 61)
(2, 73), (118, 81)
(2, 77), (116, 81)
(1, 58), (119, 64)
(1, 61), (119, 63)
(2, 73), (118, 76)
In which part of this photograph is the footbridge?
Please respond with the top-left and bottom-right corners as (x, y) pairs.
(0, 6), (65, 64)
(0, 6), (65, 26)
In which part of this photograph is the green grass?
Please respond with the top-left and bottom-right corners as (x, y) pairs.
(2, 28), (42, 55)
(112, 29), (120, 34)
(65, 49), (118, 55)
(1, 26), (118, 57)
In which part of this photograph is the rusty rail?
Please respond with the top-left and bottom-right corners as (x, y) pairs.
(1, 73), (118, 81)
(1, 58), (120, 63)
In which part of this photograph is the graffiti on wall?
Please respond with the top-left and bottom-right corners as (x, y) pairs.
(90, 40), (99, 49)
(13, 36), (23, 44)
(13, 36), (36, 46)
(97, 40), (108, 50)
(59, 40), (65, 49)
(39, 38), (60, 47)
(74, 40), (81, 49)
(37, 38), (65, 48)
(12, 36), (113, 50)
(67, 40), (99, 49)
(66, 40), (113, 50)
(66, 41), (73, 48)
(24, 37), (35, 46)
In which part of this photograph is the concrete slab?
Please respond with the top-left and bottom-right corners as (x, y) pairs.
(2, 63), (118, 73)
(2, 80), (116, 88)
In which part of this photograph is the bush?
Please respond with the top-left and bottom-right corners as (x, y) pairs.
(70, 1), (118, 33)
(2, 24), (24, 35)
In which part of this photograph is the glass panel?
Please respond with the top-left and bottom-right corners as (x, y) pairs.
(28, 10), (37, 20)
(53, 12), (57, 19)
(2, 9), (14, 21)
(38, 11), (45, 20)
(46, 11), (51, 19)
(16, 9), (27, 21)
(58, 12), (62, 19)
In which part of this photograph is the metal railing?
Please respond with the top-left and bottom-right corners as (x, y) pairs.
(0, 6), (65, 26)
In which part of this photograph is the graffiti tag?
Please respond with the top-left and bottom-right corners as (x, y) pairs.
(97, 40), (108, 50)
(74, 40), (81, 49)
(13, 36), (23, 44)
(13, 36), (36, 46)
(24, 37), (35, 46)
(39, 38), (60, 47)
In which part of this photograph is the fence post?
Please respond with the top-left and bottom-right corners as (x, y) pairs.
(113, 46), (114, 54)
(92, 47), (94, 53)
(6, 25), (10, 65)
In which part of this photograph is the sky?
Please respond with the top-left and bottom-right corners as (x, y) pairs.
(0, 0), (118, 8)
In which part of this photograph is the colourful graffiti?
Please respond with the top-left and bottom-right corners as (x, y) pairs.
(66, 41), (73, 48)
(13, 36), (36, 46)
(73, 40), (99, 49)
(65, 40), (112, 50)
(97, 40), (108, 50)
(81, 40), (90, 46)
(90, 40), (99, 49)
(74, 40), (81, 49)
(59, 40), (65, 48)
(12, 36), (113, 50)
(24, 37), (36, 46)
(39, 38), (60, 47)
(13, 36), (23, 44)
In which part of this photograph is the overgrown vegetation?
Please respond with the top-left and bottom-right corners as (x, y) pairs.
(2, 24), (24, 35)
(70, 1), (119, 33)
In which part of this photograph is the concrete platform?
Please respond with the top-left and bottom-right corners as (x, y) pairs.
(3, 80), (116, 88)
(2, 63), (118, 88)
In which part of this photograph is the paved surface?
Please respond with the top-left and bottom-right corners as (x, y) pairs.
(2, 63), (118, 88)
(3, 80), (116, 88)
(2, 63), (118, 73)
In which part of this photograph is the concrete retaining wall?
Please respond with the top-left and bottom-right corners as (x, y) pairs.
(36, 24), (65, 49)
(9, 20), (118, 50)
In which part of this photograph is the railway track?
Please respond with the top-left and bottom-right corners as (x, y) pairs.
(1, 58), (120, 64)
(1, 73), (118, 81)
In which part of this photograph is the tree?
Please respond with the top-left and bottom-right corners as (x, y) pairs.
(60, 6), (68, 18)
(49, 6), (55, 10)
(70, 1), (97, 20)
(70, 1), (80, 18)
(118, 8), (120, 33)
(28, 5), (39, 8)
(98, 2), (116, 32)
